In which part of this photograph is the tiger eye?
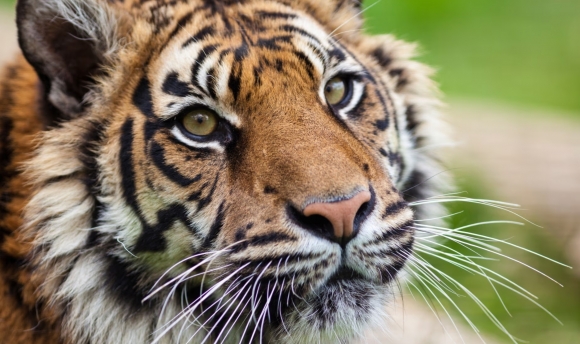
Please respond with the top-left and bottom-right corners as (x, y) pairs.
(181, 108), (218, 136)
(324, 77), (347, 106)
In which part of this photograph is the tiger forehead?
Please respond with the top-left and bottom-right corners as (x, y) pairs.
(147, 3), (356, 119)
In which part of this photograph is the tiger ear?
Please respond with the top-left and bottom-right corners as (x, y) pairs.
(17, 0), (127, 122)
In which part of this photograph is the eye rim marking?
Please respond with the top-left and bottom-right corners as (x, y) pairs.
(170, 106), (235, 151)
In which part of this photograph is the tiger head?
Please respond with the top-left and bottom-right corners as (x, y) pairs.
(18, 0), (446, 342)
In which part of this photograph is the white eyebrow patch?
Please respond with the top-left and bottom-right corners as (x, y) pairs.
(195, 50), (220, 95)
(294, 38), (325, 77)
(216, 57), (232, 99)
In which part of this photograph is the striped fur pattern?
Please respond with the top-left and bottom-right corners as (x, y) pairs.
(0, 0), (448, 343)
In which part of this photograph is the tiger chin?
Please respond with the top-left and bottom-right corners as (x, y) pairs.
(0, 0), (448, 343)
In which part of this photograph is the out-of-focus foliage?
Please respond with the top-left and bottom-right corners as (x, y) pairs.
(418, 173), (580, 343)
(363, 0), (580, 113)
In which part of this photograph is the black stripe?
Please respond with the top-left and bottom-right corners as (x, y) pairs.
(371, 47), (392, 68)
(389, 68), (408, 89)
(374, 116), (389, 131)
(234, 251), (324, 268)
(256, 35), (293, 51)
(388, 151), (403, 168)
(329, 48), (347, 63)
(78, 120), (109, 240)
(162, 72), (192, 97)
(257, 11), (297, 20)
(190, 44), (219, 93)
(401, 170), (428, 203)
(144, 118), (163, 142)
(201, 201), (225, 249)
(206, 68), (217, 98)
(217, 48), (232, 65)
(248, 232), (296, 246)
(0, 116), (15, 227)
(375, 239), (414, 259)
(150, 141), (202, 186)
(380, 260), (407, 283)
(292, 50), (315, 81)
(119, 118), (139, 210)
(405, 104), (420, 133)
(234, 44), (249, 60)
(379, 148), (388, 157)
(134, 203), (191, 252)
(168, 11), (195, 43)
(197, 175), (219, 211)
(104, 254), (153, 311)
(279, 25), (323, 47)
(370, 221), (414, 245)
(383, 200), (409, 218)
(182, 25), (216, 49)
(228, 64), (242, 101)
(133, 77), (155, 118)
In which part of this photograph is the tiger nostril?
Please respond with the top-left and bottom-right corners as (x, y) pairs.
(287, 189), (376, 247)
(286, 207), (336, 242)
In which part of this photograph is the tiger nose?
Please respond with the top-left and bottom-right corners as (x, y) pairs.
(303, 191), (372, 245)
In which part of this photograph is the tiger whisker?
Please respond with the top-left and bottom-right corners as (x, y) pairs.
(250, 261), (271, 324)
(415, 242), (540, 305)
(412, 255), (521, 343)
(277, 277), (290, 335)
(214, 278), (256, 343)
(416, 227), (564, 286)
(240, 294), (262, 344)
(415, 235), (538, 299)
(262, 279), (280, 344)
(193, 278), (249, 344)
(405, 277), (455, 340)
(159, 264), (232, 329)
(419, 241), (516, 317)
(329, 28), (365, 38)
(148, 247), (232, 300)
(413, 210), (465, 222)
(149, 239), (249, 320)
(326, 0), (380, 38)
(410, 196), (539, 226)
(407, 258), (476, 344)
(416, 223), (571, 268)
(152, 262), (250, 344)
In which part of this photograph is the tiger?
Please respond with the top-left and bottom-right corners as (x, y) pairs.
(0, 0), (448, 343)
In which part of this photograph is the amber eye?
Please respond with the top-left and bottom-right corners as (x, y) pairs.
(324, 76), (348, 106)
(181, 108), (218, 136)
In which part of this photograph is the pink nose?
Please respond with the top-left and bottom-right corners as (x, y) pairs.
(303, 191), (372, 242)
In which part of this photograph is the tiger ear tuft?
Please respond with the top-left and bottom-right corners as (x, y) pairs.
(17, 0), (127, 122)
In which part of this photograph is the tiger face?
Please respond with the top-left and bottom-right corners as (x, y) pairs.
(16, 0), (446, 343)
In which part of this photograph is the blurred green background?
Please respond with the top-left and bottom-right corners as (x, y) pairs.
(364, 0), (580, 114)
(361, 1), (580, 343)
(0, 0), (578, 343)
